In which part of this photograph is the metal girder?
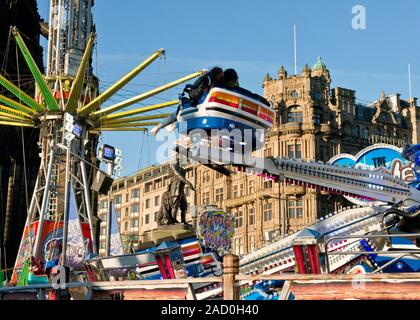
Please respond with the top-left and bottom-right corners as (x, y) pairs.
(91, 128), (147, 132)
(90, 70), (206, 117)
(0, 94), (37, 115)
(0, 74), (43, 112)
(0, 113), (32, 123)
(65, 33), (96, 113)
(97, 121), (159, 129)
(12, 27), (60, 111)
(78, 48), (166, 116)
(0, 105), (34, 119)
(100, 113), (170, 125)
(0, 120), (34, 127)
(99, 100), (178, 122)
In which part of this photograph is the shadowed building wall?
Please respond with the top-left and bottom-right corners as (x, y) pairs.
(0, 0), (43, 270)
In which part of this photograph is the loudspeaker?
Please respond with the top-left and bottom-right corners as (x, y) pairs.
(91, 171), (114, 195)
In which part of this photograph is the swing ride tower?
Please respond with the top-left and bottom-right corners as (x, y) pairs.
(0, 0), (205, 278)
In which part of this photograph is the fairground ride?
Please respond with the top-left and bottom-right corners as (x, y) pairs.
(0, 0), (204, 279)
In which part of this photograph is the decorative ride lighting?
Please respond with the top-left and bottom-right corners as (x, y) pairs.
(100, 144), (116, 162)
(72, 122), (83, 138)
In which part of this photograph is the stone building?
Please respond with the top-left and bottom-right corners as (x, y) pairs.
(98, 164), (197, 254)
(98, 57), (420, 256)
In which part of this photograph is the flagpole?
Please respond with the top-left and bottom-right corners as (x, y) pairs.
(409, 63), (413, 100)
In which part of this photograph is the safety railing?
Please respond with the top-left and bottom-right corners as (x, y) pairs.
(323, 233), (420, 273)
(2, 254), (420, 300)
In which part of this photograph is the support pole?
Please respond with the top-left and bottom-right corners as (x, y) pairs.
(62, 149), (71, 265)
(105, 199), (112, 257)
(33, 150), (55, 259)
(223, 254), (239, 300)
(11, 175), (39, 276)
(80, 161), (97, 254)
(3, 158), (16, 268)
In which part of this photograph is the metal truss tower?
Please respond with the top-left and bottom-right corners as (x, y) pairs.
(0, 0), (204, 281)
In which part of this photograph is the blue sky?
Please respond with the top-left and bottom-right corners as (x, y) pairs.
(37, 0), (420, 175)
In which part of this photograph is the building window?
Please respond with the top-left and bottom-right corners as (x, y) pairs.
(131, 189), (140, 199)
(202, 192), (210, 206)
(145, 182), (152, 193)
(154, 212), (159, 222)
(314, 113), (323, 126)
(288, 198), (303, 219)
(114, 195), (122, 205)
(249, 235), (256, 252)
(154, 179), (163, 189)
(234, 238), (244, 256)
(320, 145), (331, 162)
(131, 219), (139, 228)
(264, 204), (273, 222)
(155, 196), (160, 207)
(99, 200), (107, 209)
(290, 90), (299, 99)
(145, 214), (150, 225)
(233, 185), (238, 198)
(236, 211), (244, 228)
(125, 208), (129, 217)
(249, 207), (255, 225)
(364, 128), (370, 140)
(264, 180), (273, 189)
(288, 144), (302, 159)
(240, 184), (244, 196)
(202, 170), (211, 183)
(249, 180), (256, 194)
(215, 171), (223, 179)
(145, 199), (151, 209)
(125, 193), (129, 203)
(115, 209), (121, 219)
(353, 126), (360, 139)
(288, 111), (303, 124)
(124, 221), (129, 231)
(215, 188), (224, 202)
(131, 204), (139, 213)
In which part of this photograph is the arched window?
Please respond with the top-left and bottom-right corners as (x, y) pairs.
(287, 106), (303, 124)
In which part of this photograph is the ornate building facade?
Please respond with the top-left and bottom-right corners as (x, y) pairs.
(98, 57), (420, 256)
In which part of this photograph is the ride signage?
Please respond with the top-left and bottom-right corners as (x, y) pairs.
(198, 210), (234, 254)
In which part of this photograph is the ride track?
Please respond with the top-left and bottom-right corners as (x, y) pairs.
(183, 144), (420, 276)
